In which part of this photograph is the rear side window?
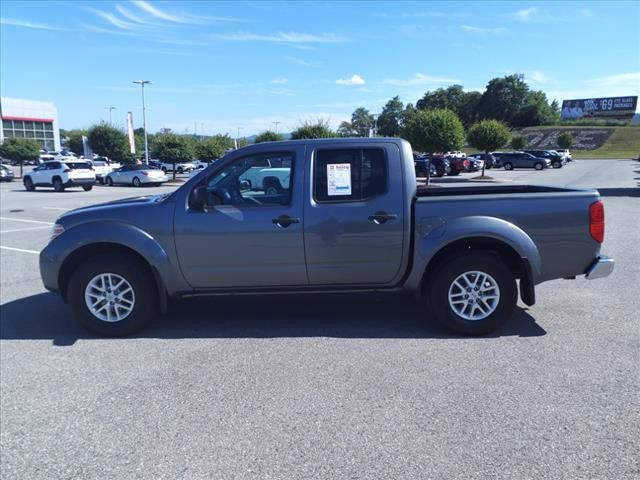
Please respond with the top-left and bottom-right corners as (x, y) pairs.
(314, 148), (387, 203)
(65, 162), (91, 170)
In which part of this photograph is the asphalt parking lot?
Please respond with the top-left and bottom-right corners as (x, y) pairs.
(1, 160), (638, 479)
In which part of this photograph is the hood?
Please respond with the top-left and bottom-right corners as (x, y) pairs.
(60, 194), (167, 218)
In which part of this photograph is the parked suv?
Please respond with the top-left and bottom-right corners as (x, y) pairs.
(469, 153), (501, 169)
(23, 160), (96, 192)
(493, 152), (551, 171)
(525, 150), (565, 168)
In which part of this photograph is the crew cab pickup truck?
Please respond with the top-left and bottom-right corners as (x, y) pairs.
(40, 138), (614, 337)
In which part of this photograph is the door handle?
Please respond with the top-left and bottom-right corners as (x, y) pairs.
(272, 215), (300, 228)
(368, 211), (398, 225)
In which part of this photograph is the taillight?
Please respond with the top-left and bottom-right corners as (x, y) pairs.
(589, 200), (605, 243)
(63, 167), (71, 172)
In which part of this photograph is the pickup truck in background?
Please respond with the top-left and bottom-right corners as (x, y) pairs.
(40, 138), (613, 337)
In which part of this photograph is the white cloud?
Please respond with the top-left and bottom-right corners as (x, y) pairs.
(510, 7), (539, 21)
(336, 74), (366, 86)
(461, 25), (507, 34)
(545, 72), (640, 103)
(211, 31), (345, 43)
(578, 8), (591, 17)
(270, 77), (289, 84)
(131, 0), (187, 23)
(0, 17), (64, 30)
(382, 73), (459, 87)
(528, 71), (551, 84)
(130, 0), (248, 24)
(92, 9), (140, 30)
(284, 56), (317, 67)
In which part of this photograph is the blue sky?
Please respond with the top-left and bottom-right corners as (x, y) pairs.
(1, 0), (639, 135)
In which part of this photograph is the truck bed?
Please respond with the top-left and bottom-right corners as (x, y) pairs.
(416, 184), (585, 197)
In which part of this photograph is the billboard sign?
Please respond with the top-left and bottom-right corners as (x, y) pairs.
(561, 96), (637, 120)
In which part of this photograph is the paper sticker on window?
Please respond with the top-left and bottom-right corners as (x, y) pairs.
(327, 163), (352, 196)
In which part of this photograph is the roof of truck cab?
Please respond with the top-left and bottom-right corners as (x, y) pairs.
(238, 137), (408, 148)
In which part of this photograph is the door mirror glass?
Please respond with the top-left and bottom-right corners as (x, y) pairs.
(189, 185), (209, 210)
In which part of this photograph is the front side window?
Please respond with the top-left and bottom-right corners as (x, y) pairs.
(202, 152), (294, 207)
(313, 148), (387, 203)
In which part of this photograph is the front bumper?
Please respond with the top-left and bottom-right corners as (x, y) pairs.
(585, 255), (614, 280)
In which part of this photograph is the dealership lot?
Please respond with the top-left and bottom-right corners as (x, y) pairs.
(1, 160), (638, 479)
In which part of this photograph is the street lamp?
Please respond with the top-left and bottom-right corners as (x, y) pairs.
(105, 106), (116, 124)
(133, 80), (151, 164)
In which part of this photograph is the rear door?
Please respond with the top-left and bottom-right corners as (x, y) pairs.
(303, 143), (406, 285)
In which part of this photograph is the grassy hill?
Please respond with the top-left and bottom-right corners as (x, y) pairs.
(516, 125), (639, 159)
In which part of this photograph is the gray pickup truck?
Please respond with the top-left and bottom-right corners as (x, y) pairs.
(40, 138), (613, 336)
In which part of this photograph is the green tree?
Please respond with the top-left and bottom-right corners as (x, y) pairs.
(466, 119), (511, 176)
(377, 96), (405, 136)
(336, 121), (355, 137)
(402, 109), (465, 183)
(254, 130), (284, 143)
(194, 135), (233, 161)
(350, 107), (375, 137)
(557, 131), (574, 149)
(477, 75), (530, 125)
(290, 119), (335, 139)
(512, 91), (557, 127)
(65, 129), (87, 156)
(416, 85), (481, 127)
(87, 123), (131, 163)
(151, 133), (194, 180)
(0, 137), (40, 177)
(510, 135), (528, 150)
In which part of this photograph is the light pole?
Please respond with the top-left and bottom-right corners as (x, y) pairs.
(236, 127), (243, 149)
(105, 106), (116, 124)
(272, 121), (280, 134)
(133, 80), (151, 164)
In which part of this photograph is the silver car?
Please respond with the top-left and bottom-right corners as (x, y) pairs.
(105, 164), (168, 187)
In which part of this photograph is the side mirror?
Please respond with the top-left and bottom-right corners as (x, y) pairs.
(189, 186), (222, 210)
(239, 180), (250, 191)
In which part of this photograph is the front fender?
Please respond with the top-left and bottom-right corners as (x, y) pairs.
(39, 221), (180, 295)
(405, 215), (542, 290)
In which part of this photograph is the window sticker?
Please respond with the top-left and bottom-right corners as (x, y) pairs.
(327, 163), (352, 196)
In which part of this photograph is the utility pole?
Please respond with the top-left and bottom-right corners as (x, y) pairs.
(133, 80), (151, 164)
(272, 121), (281, 134)
(105, 106), (116, 124)
(236, 127), (243, 149)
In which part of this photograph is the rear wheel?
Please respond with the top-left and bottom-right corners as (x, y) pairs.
(67, 254), (158, 336)
(426, 252), (517, 335)
(177, 167), (184, 174)
(552, 161), (561, 168)
(435, 167), (445, 177)
(534, 162), (544, 171)
(161, 167), (168, 174)
(132, 176), (141, 187)
(24, 177), (35, 191)
(504, 162), (513, 171)
(53, 177), (64, 192)
(82, 185), (93, 191)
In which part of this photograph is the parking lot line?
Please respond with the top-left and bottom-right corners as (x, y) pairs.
(0, 217), (54, 225)
(1, 226), (52, 233)
(0, 245), (40, 254)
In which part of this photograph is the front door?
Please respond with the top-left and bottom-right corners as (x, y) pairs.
(303, 144), (406, 285)
(174, 147), (308, 288)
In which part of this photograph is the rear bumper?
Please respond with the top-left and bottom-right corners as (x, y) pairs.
(141, 175), (169, 183)
(585, 255), (614, 280)
(64, 178), (95, 187)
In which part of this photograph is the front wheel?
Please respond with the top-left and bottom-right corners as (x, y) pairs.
(53, 177), (65, 192)
(534, 162), (544, 171)
(504, 162), (513, 171)
(24, 177), (35, 191)
(448, 169), (460, 176)
(67, 254), (158, 336)
(552, 161), (561, 168)
(177, 167), (184, 174)
(106, 177), (114, 186)
(83, 185), (93, 191)
(426, 252), (517, 335)
(132, 176), (141, 187)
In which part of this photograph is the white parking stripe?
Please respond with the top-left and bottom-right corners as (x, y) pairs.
(0, 217), (54, 225)
(1, 225), (52, 233)
(0, 245), (40, 254)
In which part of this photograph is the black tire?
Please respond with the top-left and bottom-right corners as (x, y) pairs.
(24, 177), (35, 191)
(435, 167), (445, 177)
(133, 176), (141, 187)
(426, 252), (517, 336)
(161, 167), (167, 174)
(534, 162), (544, 171)
(98, 178), (105, 185)
(53, 177), (64, 192)
(448, 169), (460, 176)
(552, 161), (561, 169)
(67, 254), (158, 336)
(504, 162), (513, 171)
(106, 176), (114, 186)
(83, 185), (93, 191)
(177, 167), (184, 174)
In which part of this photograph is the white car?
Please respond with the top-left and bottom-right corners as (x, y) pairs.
(105, 164), (169, 187)
(160, 161), (196, 174)
(23, 159), (96, 192)
(554, 149), (572, 161)
(86, 158), (121, 184)
(239, 167), (291, 193)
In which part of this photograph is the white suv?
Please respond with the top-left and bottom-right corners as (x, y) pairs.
(24, 160), (96, 192)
